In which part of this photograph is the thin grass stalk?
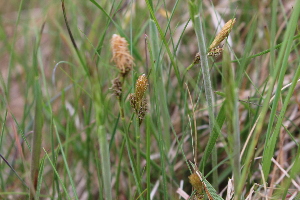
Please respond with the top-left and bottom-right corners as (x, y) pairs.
(53, 124), (79, 200)
(146, 117), (151, 200)
(29, 77), (43, 200)
(261, 0), (300, 178)
(144, 0), (181, 83)
(90, 0), (142, 63)
(43, 148), (71, 199)
(270, 0), (278, 73)
(191, 4), (218, 187)
(121, 118), (143, 199)
(97, 125), (112, 200)
(263, 63), (300, 177)
(63, 116), (68, 185)
(281, 147), (300, 199)
(6, 0), (24, 98)
(35, 157), (45, 199)
(0, 110), (7, 160)
(115, 139), (126, 198)
(153, 88), (168, 199)
(83, 101), (93, 199)
(127, 134), (179, 185)
(93, 142), (104, 200)
(62, 1), (113, 198)
(236, 16), (257, 85)
(200, 104), (226, 171)
(148, 19), (168, 198)
(61, 0), (87, 75)
(92, 80), (112, 200)
(0, 110), (6, 193)
(236, 1), (300, 197)
(134, 118), (141, 176)
(222, 48), (240, 194)
(149, 19), (171, 150)
(50, 117), (59, 199)
(231, 34), (300, 63)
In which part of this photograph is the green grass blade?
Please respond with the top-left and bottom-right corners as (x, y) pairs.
(237, 1), (300, 197)
(261, 0), (300, 178)
(223, 47), (241, 193)
(43, 148), (71, 199)
(262, 63), (300, 177)
(191, 2), (218, 188)
(146, 117), (151, 200)
(97, 125), (113, 200)
(281, 147), (300, 199)
(29, 77), (43, 199)
(149, 19), (171, 149)
(144, 0), (181, 83)
(200, 103), (225, 170)
(53, 124), (79, 200)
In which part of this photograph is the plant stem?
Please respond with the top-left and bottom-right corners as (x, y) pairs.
(29, 77), (43, 200)
(93, 78), (112, 200)
(193, 12), (217, 188)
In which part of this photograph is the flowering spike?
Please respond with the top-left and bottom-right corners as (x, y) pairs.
(111, 77), (122, 99)
(207, 46), (223, 57)
(110, 34), (135, 76)
(189, 173), (204, 199)
(209, 18), (236, 51)
(129, 74), (148, 125)
(135, 74), (148, 102)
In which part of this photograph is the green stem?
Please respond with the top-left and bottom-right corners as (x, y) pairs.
(223, 48), (240, 194)
(97, 125), (112, 200)
(135, 118), (141, 176)
(236, 0), (300, 197)
(146, 117), (151, 200)
(193, 12), (217, 187)
(115, 139), (126, 198)
(29, 77), (43, 200)
(121, 117), (143, 199)
(94, 79), (112, 200)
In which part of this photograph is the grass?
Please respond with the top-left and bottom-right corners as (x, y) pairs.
(0, 0), (300, 199)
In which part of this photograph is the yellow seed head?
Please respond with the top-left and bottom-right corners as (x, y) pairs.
(189, 173), (204, 193)
(110, 34), (135, 76)
(209, 18), (236, 51)
(135, 74), (148, 102)
(129, 74), (148, 125)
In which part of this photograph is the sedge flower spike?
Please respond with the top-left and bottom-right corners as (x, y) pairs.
(129, 74), (148, 125)
(188, 173), (204, 199)
(207, 46), (223, 57)
(110, 34), (135, 76)
(135, 74), (148, 102)
(208, 18), (236, 52)
(111, 77), (122, 99)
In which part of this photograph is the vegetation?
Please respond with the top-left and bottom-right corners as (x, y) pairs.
(0, 0), (300, 199)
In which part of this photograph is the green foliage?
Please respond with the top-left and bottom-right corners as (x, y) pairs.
(0, 0), (299, 199)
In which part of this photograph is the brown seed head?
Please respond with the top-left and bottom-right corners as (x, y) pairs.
(129, 93), (137, 111)
(193, 52), (201, 64)
(137, 98), (147, 121)
(111, 77), (122, 99)
(135, 74), (148, 102)
(207, 46), (223, 57)
(111, 34), (135, 76)
(209, 18), (236, 51)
